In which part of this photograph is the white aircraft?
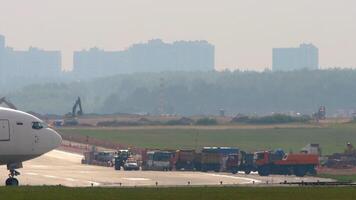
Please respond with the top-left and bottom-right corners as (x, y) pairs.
(0, 107), (62, 186)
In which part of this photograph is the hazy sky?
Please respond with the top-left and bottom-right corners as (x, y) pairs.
(0, 0), (355, 71)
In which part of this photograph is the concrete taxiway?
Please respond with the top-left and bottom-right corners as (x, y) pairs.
(0, 150), (332, 187)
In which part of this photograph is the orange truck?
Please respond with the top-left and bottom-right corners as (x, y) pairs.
(254, 150), (319, 177)
(174, 150), (198, 170)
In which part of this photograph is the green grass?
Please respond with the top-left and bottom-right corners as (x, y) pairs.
(317, 174), (356, 182)
(58, 123), (356, 155)
(1, 186), (356, 200)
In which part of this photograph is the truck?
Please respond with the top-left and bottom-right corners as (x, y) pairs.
(254, 150), (319, 177)
(81, 147), (114, 167)
(200, 147), (222, 172)
(218, 147), (239, 171)
(141, 150), (174, 171)
(226, 151), (256, 174)
(199, 147), (240, 172)
(114, 149), (131, 170)
(174, 149), (203, 171)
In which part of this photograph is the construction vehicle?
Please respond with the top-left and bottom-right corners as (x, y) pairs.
(0, 97), (17, 110)
(63, 97), (83, 126)
(174, 150), (198, 171)
(254, 149), (318, 177)
(324, 142), (356, 169)
(114, 149), (131, 170)
(141, 150), (173, 171)
(313, 106), (326, 121)
(199, 147), (240, 172)
(200, 147), (222, 172)
(345, 142), (355, 155)
(226, 151), (256, 174)
(81, 146), (114, 167)
(52, 120), (64, 127)
(226, 154), (239, 174)
(219, 147), (240, 171)
(301, 144), (321, 155)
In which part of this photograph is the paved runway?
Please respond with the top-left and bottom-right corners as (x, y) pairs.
(0, 150), (332, 187)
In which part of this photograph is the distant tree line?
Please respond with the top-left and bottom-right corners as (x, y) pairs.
(232, 114), (312, 124)
(4, 69), (356, 116)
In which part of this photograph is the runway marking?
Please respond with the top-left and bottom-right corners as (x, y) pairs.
(43, 175), (58, 179)
(206, 174), (261, 183)
(122, 178), (151, 181)
(25, 172), (39, 176)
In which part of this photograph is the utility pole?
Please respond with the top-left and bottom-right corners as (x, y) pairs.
(159, 78), (165, 115)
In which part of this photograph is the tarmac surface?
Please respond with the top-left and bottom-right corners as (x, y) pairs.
(0, 150), (332, 187)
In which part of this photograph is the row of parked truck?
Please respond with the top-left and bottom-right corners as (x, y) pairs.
(82, 146), (319, 177)
(141, 147), (318, 177)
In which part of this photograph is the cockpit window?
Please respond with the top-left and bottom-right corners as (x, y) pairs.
(32, 122), (44, 130)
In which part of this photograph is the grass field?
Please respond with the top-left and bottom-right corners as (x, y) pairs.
(57, 123), (356, 155)
(1, 186), (356, 200)
(317, 174), (356, 182)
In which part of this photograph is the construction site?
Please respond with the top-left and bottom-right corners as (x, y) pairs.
(1, 97), (356, 187)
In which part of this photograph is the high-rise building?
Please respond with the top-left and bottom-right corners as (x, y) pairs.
(3, 47), (62, 77)
(73, 47), (126, 78)
(272, 43), (319, 71)
(73, 39), (215, 79)
(0, 34), (4, 50)
(0, 34), (62, 81)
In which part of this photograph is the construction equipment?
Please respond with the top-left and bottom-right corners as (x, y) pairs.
(141, 150), (173, 171)
(313, 106), (326, 121)
(174, 150), (197, 171)
(345, 142), (355, 155)
(324, 142), (356, 169)
(63, 97), (83, 126)
(199, 147), (240, 172)
(0, 97), (17, 110)
(254, 150), (318, 177)
(219, 147), (240, 171)
(81, 146), (114, 167)
(301, 144), (321, 155)
(226, 154), (239, 174)
(114, 149), (131, 170)
(200, 147), (222, 172)
(226, 151), (256, 174)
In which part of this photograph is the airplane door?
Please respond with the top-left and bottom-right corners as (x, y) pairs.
(0, 119), (10, 141)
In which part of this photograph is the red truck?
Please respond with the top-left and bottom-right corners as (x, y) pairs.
(226, 151), (256, 174)
(254, 151), (318, 177)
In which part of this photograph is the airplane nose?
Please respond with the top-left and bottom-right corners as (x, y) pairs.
(50, 129), (62, 148)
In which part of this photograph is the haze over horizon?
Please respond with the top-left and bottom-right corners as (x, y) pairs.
(0, 0), (355, 71)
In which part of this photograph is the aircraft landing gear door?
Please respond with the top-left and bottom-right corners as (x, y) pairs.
(0, 119), (10, 141)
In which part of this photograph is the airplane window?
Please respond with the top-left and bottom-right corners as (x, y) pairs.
(32, 122), (43, 130)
